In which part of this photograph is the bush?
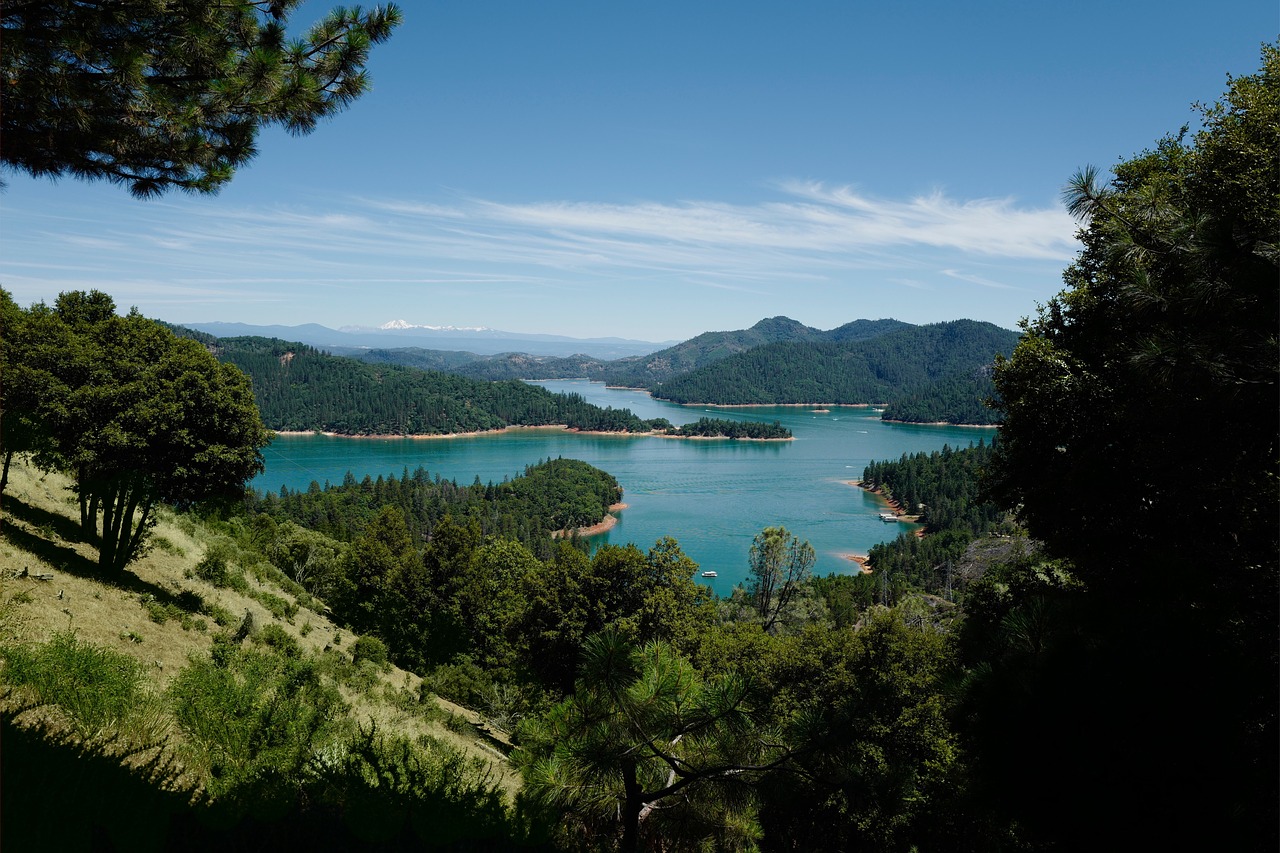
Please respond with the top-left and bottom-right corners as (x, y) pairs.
(350, 636), (389, 670)
(202, 602), (235, 627)
(151, 535), (185, 556)
(167, 647), (347, 799)
(192, 547), (247, 591)
(0, 632), (166, 742)
(254, 624), (302, 660)
(422, 658), (494, 709)
(252, 591), (298, 622)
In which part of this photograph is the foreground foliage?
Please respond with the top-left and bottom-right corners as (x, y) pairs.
(980, 42), (1278, 849)
(1, 0), (402, 196)
(516, 632), (786, 852)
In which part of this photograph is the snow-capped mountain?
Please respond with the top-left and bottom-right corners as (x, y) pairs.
(365, 319), (493, 333)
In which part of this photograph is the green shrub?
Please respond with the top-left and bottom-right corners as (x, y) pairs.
(167, 647), (347, 798)
(314, 648), (378, 693)
(252, 590), (297, 622)
(151, 535), (185, 556)
(254, 624), (302, 659)
(192, 547), (249, 592)
(350, 635), (389, 669)
(141, 596), (182, 625)
(202, 602), (235, 627)
(423, 659), (494, 709)
(0, 632), (166, 741)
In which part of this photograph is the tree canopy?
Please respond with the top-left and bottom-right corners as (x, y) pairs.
(1, 0), (401, 196)
(978, 42), (1278, 849)
(2, 289), (271, 575)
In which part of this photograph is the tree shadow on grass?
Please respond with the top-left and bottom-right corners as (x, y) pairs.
(1, 497), (192, 611)
(3, 494), (86, 549)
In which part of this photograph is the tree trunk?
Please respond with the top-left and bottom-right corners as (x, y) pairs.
(98, 479), (152, 576)
(0, 449), (11, 495)
(97, 483), (119, 575)
(79, 470), (91, 532)
(619, 758), (644, 853)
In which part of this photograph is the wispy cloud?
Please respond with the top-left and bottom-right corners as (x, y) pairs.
(2, 181), (1078, 331)
(940, 269), (1023, 291)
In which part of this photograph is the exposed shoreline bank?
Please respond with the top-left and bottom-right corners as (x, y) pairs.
(553, 502), (629, 538)
(879, 419), (999, 428)
(841, 479), (927, 572)
(676, 401), (877, 409)
(840, 552), (874, 574)
(270, 425), (792, 442)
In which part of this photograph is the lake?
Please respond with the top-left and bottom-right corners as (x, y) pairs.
(254, 380), (993, 594)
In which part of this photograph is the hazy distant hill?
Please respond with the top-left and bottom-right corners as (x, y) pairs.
(183, 321), (674, 359)
(653, 320), (1019, 414)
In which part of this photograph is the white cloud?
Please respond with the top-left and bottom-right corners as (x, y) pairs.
(1, 181), (1078, 331)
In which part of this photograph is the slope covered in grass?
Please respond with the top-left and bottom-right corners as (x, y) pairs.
(0, 461), (534, 849)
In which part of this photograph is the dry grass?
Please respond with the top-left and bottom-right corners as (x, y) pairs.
(0, 459), (516, 793)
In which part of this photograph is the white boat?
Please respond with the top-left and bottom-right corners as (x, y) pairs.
(879, 513), (899, 522)
(700, 571), (718, 578)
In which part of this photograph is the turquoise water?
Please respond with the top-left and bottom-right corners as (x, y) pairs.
(254, 380), (993, 594)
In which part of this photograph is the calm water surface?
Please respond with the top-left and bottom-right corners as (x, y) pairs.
(254, 381), (992, 593)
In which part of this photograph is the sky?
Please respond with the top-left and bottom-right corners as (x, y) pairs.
(2, 1), (1274, 342)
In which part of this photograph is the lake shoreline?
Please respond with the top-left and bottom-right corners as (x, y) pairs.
(553, 502), (629, 538)
(675, 401), (878, 409)
(843, 480), (927, 571)
(270, 425), (793, 442)
(880, 419), (999, 428)
(848, 479), (920, 522)
(261, 384), (989, 582)
(838, 551), (874, 573)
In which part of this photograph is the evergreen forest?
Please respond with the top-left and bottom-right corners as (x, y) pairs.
(652, 320), (1018, 409)
(350, 316), (1013, 424)
(205, 333), (794, 439)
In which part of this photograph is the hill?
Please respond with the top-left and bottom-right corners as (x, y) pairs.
(207, 335), (665, 435)
(0, 460), (528, 848)
(652, 320), (1019, 408)
(183, 320), (674, 359)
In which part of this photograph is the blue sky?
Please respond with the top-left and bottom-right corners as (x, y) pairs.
(2, 1), (1273, 341)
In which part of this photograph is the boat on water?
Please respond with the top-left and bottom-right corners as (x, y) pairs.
(701, 571), (718, 578)
(879, 513), (899, 522)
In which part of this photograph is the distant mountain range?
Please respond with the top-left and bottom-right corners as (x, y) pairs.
(182, 321), (677, 359)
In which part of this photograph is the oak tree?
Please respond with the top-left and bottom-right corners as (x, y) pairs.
(6, 291), (271, 576)
(979, 43), (1278, 849)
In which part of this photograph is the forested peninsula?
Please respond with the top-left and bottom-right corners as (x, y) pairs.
(197, 333), (790, 440)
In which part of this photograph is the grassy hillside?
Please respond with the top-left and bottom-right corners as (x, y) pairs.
(0, 461), (528, 848)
